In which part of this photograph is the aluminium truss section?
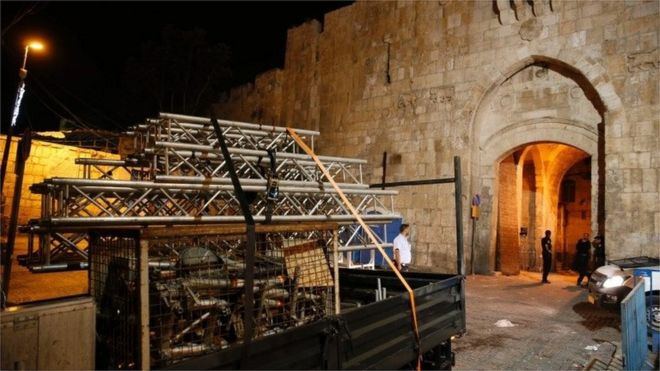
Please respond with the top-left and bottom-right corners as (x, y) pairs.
(75, 158), (151, 180)
(23, 175), (397, 270)
(144, 141), (365, 184)
(31, 177), (396, 225)
(129, 112), (318, 157)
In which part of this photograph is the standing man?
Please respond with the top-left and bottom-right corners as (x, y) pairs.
(592, 235), (605, 269)
(541, 230), (552, 284)
(574, 233), (591, 287)
(393, 224), (412, 272)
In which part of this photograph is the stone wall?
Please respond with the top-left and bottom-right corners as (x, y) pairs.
(0, 135), (124, 230)
(216, 0), (660, 272)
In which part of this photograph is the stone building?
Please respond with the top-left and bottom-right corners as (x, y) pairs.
(216, 0), (659, 274)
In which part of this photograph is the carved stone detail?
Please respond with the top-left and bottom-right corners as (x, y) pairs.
(519, 18), (544, 41)
(627, 49), (660, 72)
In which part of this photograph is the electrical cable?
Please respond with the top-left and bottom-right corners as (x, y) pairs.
(28, 76), (109, 141)
(30, 71), (126, 130)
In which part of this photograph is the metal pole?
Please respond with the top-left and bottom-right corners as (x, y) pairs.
(454, 156), (464, 276)
(1, 46), (31, 193)
(155, 175), (370, 190)
(454, 156), (467, 337)
(152, 140), (368, 164)
(2, 129), (31, 303)
(370, 177), (455, 188)
(470, 218), (476, 275)
(42, 214), (398, 226)
(0, 125), (14, 194)
(381, 152), (387, 190)
(333, 229), (340, 315)
(1, 80), (26, 193)
(160, 112), (320, 136)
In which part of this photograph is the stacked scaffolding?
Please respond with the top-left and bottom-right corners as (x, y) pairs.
(90, 224), (337, 368)
(20, 113), (399, 272)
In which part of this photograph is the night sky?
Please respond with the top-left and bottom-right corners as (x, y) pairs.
(1, 1), (351, 133)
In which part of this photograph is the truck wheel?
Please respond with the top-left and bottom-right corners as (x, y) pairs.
(647, 294), (660, 334)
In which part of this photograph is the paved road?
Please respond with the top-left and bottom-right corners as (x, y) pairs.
(454, 271), (621, 370)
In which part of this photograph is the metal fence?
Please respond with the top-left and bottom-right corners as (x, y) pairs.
(89, 223), (337, 369)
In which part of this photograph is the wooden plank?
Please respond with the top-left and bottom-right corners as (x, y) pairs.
(141, 222), (337, 238)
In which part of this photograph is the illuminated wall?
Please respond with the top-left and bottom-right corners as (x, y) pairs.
(0, 135), (127, 246)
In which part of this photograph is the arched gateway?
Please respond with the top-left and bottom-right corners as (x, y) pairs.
(469, 53), (625, 274)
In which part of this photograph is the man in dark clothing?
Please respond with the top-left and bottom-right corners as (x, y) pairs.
(575, 233), (591, 287)
(592, 235), (605, 269)
(541, 230), (552, 283)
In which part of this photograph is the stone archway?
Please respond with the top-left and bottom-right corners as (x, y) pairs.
(468, 52), (623, 274)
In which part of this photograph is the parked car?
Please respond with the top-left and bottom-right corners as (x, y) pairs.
(588, 256), (659, 334)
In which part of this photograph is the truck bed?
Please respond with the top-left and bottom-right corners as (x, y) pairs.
(167, 268), (465, 370)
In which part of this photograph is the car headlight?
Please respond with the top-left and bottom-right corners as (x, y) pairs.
(602, 276), (624, 288)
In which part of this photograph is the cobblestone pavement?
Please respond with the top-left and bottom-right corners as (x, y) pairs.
(454, 271), (621, 370)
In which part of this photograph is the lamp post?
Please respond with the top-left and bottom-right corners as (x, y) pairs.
(1, 40), (44, 306)
(1, 41), (44, 194)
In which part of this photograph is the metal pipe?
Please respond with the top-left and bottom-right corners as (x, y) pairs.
(146, 150), (325, 168)
(42, 214), (398, 226)
(333, 230), (340, 315)
(75, 158), (144, 166)
(172, 312), (211, 343)
(2, 130), (31, 299)
(129, 126), (296, 139)
(159, 112), (320, 136)
(370, 177), (455, 188)
(193, 298), (230, 310)
(153, 141), (368, 164)
(148, 260), (177, 268)
(162, 344), (210, 359)
(184, 275), (285, 289)
(155, 175), (370, 190)
(28, 262), (88, 272)
(337, 243), (394, 252)
(454, 156), (464, 276)
(44, 178), (397, 195)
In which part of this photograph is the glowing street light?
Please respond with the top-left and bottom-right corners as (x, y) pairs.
(20, 41), (45, 78)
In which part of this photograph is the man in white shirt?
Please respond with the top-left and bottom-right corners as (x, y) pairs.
(393, 224), (411, 271)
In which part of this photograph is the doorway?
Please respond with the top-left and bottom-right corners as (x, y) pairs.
(495, 143), (591, 275)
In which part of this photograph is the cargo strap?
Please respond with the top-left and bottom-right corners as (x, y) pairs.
(210, 114), (256, 369)
(264, 149), (278, 224)
(322, 317), (353, 369)
(287, 127), (423, 370)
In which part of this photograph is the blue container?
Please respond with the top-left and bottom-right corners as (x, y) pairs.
(345, 216), (402, 267)
(632, 267), (660, 353)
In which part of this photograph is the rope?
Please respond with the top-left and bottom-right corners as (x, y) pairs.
(286, 127), (423, 370)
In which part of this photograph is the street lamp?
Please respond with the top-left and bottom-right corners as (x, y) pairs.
(1, 40), (45, 192)
(1, 40), (45, 306)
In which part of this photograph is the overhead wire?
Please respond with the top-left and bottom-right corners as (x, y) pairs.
(28, 76), (110, 141)
(27, 85), (91, 132)
(30, 70), (126, 130)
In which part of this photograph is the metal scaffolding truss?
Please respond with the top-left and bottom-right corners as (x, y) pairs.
(130, 113), (318, 154)
(20, 112), (399, 272)
(32, 177), (396, 225)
